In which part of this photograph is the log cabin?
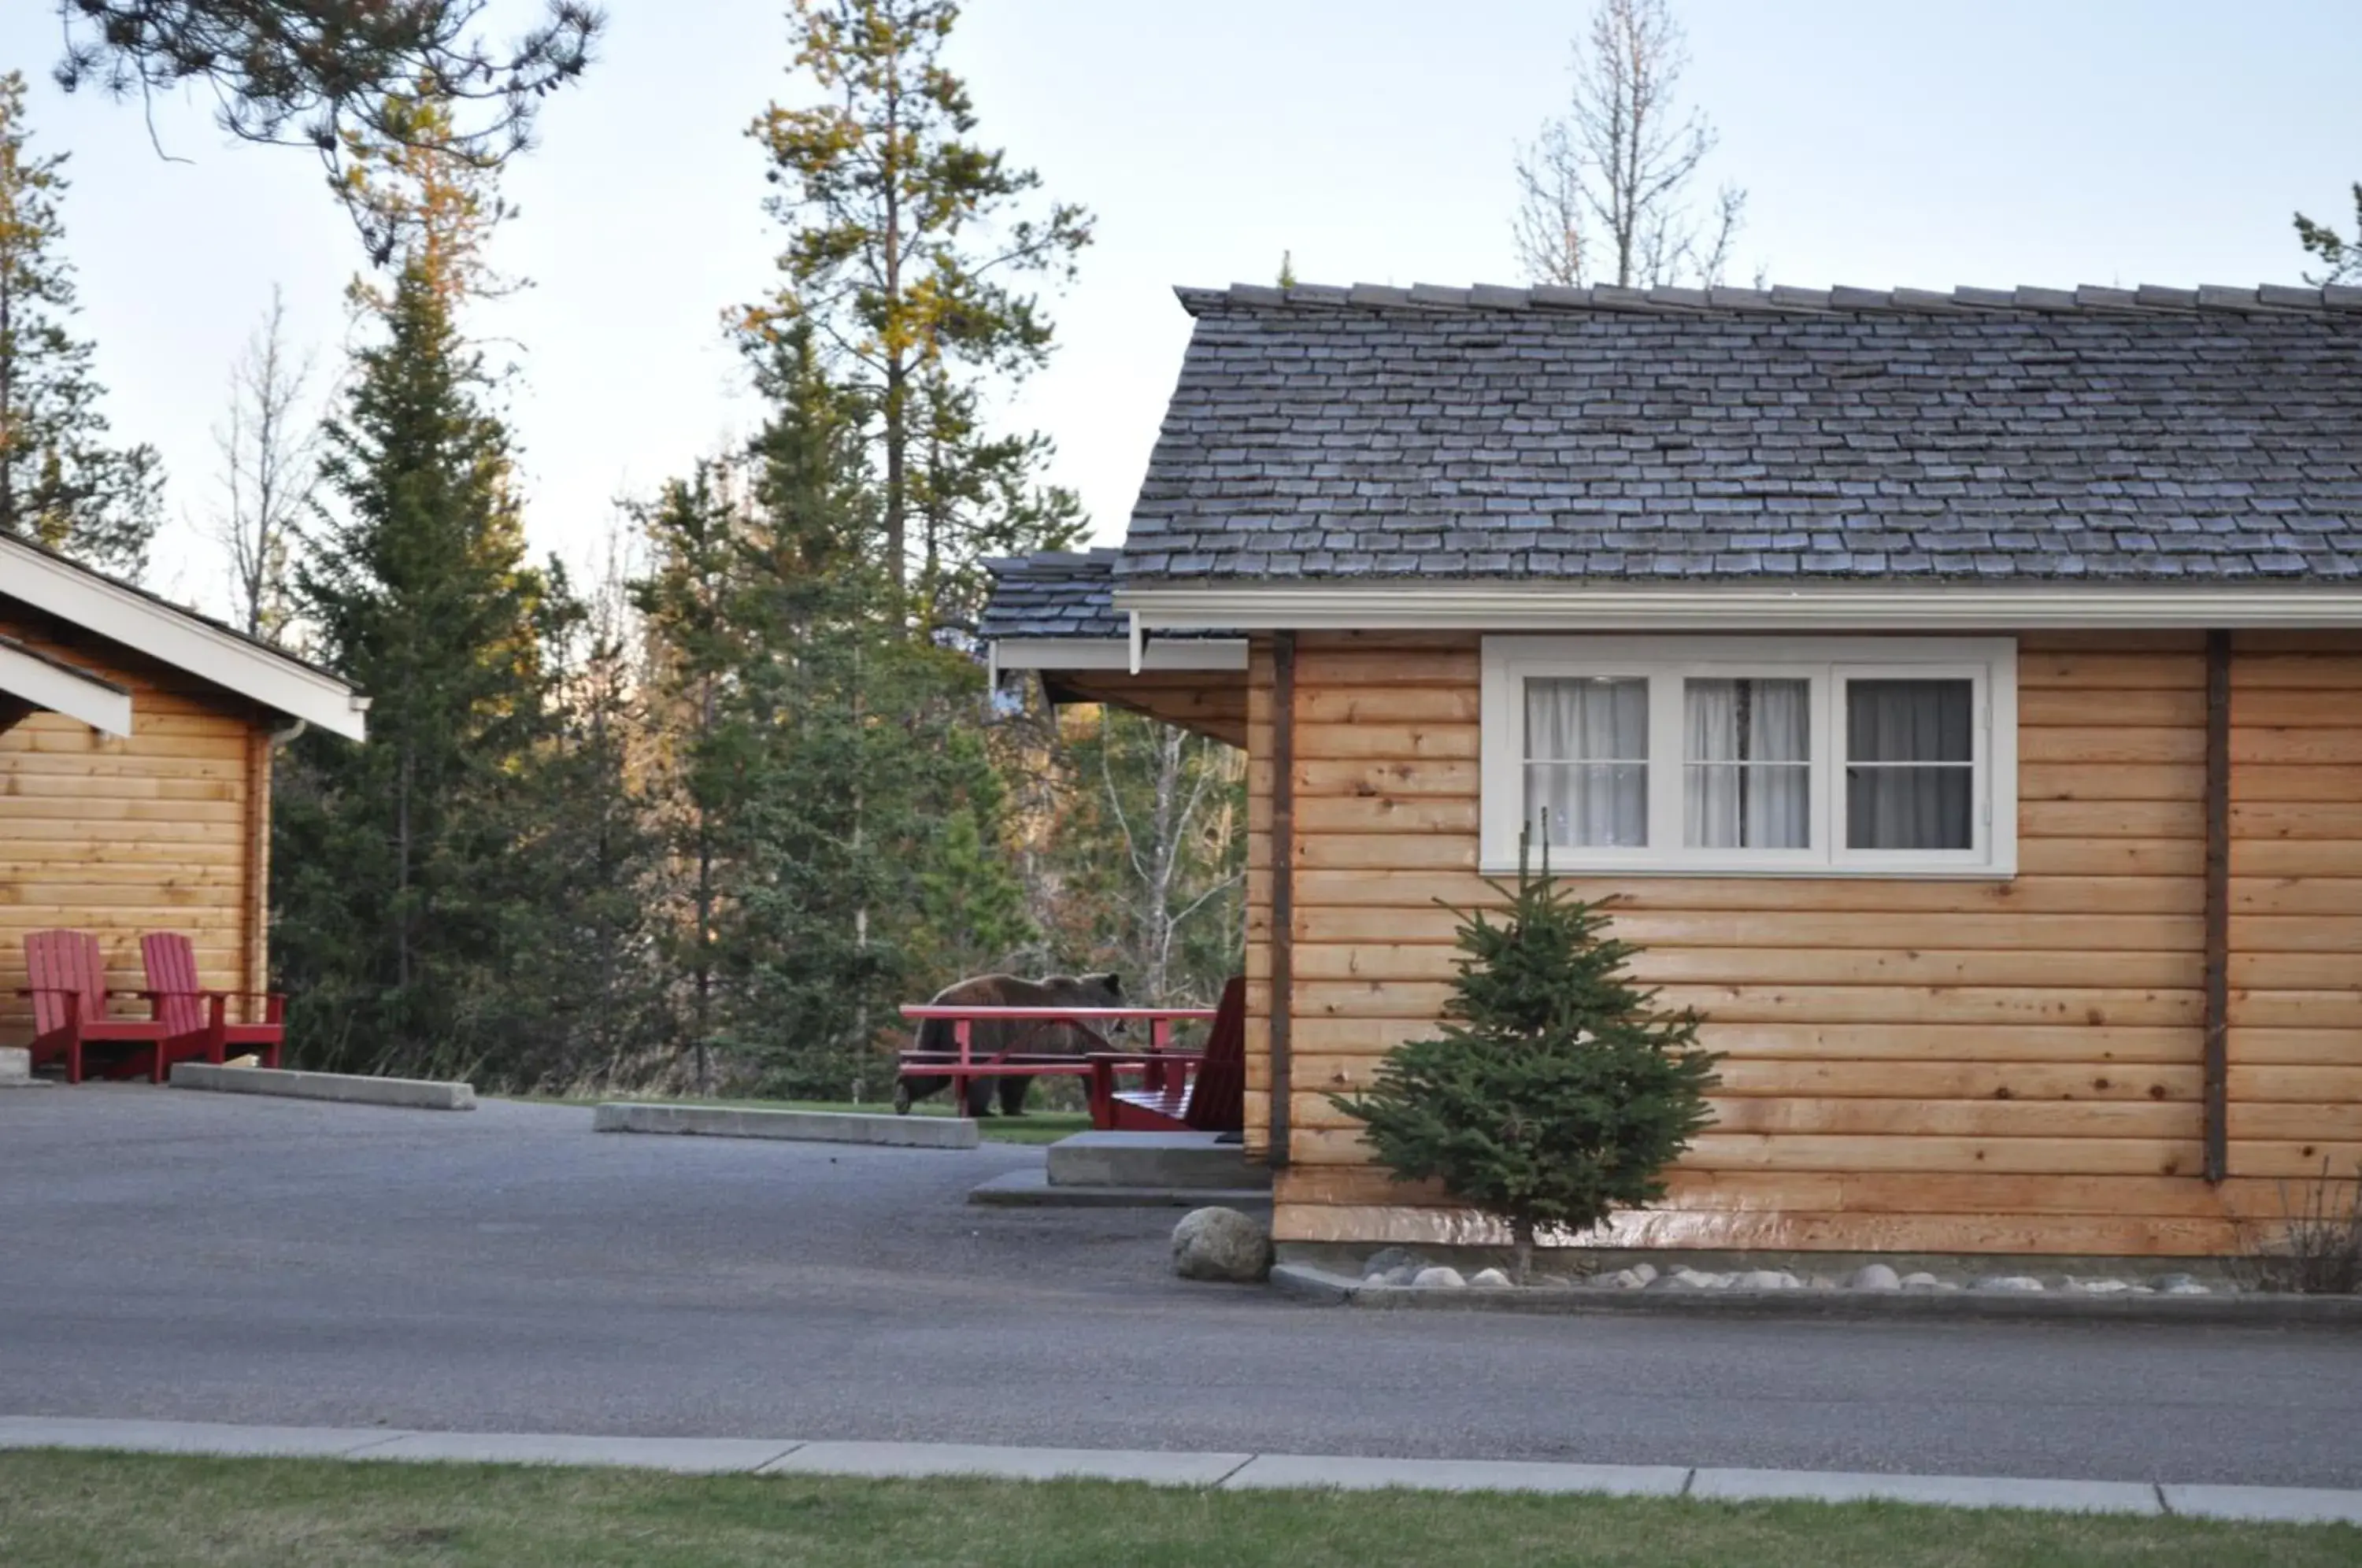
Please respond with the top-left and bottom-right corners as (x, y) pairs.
(1, 534), (368, 1054)
(980, 280), (2362, 1260)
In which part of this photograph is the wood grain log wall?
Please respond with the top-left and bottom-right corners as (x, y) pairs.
(0, 605), (270, 1048)
(1242, 631), (2362, 1257)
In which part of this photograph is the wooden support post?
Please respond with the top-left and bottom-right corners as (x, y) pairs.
(2202, 629), (2231, 1185)
(1268, 631), (1298, 1170)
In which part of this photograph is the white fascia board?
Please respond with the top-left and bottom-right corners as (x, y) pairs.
(1, 538), (368, 739)
(1114, 582), (2362, 632)
(990, 637), (1249, 672)
(0, 640), (133, 736)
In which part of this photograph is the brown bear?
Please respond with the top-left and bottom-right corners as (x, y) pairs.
(896, 972), (1126, 1118)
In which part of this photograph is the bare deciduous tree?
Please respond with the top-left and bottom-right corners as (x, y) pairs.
(1512, 0), (1746, 289)
(1094, 712), (1244, 1006)
(212, 287), (320, 642)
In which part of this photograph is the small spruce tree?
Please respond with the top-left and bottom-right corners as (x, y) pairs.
(1331, 843), (1720, 1282)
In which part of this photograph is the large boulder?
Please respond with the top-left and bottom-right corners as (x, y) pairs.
(1172, 1207), (1273, 1283)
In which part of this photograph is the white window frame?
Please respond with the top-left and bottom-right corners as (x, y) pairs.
(1479, 635), (2018, 878)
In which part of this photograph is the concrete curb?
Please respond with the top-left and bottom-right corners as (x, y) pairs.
(593, 1102), (979, 1149)
(1, 1417), (2358, 1524)
(1268, 1262), (2362, 1326)
(170, 1063), (474, 1111)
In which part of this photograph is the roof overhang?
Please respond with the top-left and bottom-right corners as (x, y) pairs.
(1116, 582), (2362, 634)
(0, 635), (132, 736)
(990, 637), (1247, 673)
(1, 535), (368, 740)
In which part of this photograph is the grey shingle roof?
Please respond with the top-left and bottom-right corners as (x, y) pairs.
(977, 549), (1126, 639)
(1114, 282), (2362, 583)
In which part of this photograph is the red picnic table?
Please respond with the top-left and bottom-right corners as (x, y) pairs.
(894, 1004), (1217, 1126)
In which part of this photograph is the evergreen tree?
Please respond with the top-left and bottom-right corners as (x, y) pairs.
(1331, 848), (1720, 1281)
(0, 70), (161, 576)
(502, 552), (665, 1089)
(272, 97), (561, 1081)
(276, 250), (553, 1077)
(742, 0), (1091, 616)
(2296, 185), (2362, 284)
(57, 2), (601, 258)
(631, 461), (750, 1094)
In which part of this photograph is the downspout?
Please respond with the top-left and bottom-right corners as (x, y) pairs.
(2201, 631), (2230, 1185)
(1268, 631), (1297, 1170)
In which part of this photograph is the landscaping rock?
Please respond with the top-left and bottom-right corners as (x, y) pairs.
(1735, 1269), (1798, 1291)
(1412, 1267), (1467, 1289)
(1468, 1267), (1513, 1288)
(1378, 1264), (1423, 1286)
(1969, 1275), (2046, 1292)
(2070, 1278), (2134, 1294)
(2152, 1273), (2210, 1295)
(1848, 1264), (1902, 1291)
(1627, 1263), (1658, 1285)
(1170, 1207), (1272, 1283)
(1361, 1247), (1418, 1280)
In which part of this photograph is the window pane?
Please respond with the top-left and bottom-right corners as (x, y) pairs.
(1527, 678), (1647, 762)
(1525, 678), (1649, 848)
(1528, 763), (1649, 848)
(1686, 678), (1810, 849)
(1845, 677), (1975, 850)
(1847, 679), (1971, 763)
(1847, 765), (1972, 849)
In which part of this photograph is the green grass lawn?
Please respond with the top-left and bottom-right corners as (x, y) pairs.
(513, 1093), (1091, 1145)
(1, 1452), (2353, 1568)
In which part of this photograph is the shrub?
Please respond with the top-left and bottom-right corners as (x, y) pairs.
(2230, 1159), (2362, 1295)
(1329, 845), (1720, 1283)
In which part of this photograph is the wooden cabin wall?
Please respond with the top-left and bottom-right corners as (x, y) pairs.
(0, 606), (270, 1048)
(1243, 630), (2362, 1258)
(2227, 633), (2362, 1185)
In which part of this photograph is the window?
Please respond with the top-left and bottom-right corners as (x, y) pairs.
(1479, 637), (2016, 876)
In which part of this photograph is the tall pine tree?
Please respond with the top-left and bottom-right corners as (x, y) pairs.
(742, 0), (1091, 622)
(272, 94), (562, 1082)
(0, 70), (161, 576)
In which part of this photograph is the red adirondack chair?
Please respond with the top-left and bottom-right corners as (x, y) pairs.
(1180, 975), (1247, 1134)
(16, 930), (172, 1085)
(1090, 976), (1246, 1133)
(140, 931), (285, 1072)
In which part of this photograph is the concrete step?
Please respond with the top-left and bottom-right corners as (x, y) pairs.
(968, 1168), (1274, 1209)
(0, 1048), (30, 1085)
(1044, 1130), (1272, 1193)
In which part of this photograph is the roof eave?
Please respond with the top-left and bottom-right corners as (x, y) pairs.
(1115, 581), (2362, 633)
(0, 634), (133, 735)
(1, 536), (368, 740)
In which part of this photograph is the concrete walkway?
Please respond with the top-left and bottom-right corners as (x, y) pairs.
(2, 1416), (2358, 1525)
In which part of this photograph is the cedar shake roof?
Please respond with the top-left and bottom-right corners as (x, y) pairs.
(1112, 282), (2362, 585)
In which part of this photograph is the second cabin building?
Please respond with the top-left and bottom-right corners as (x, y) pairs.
(981, 279), (2362, 1259)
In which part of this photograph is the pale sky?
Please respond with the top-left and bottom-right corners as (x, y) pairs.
(6, 1), (2360, 615)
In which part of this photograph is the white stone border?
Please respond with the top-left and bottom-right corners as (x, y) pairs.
(0, 1418), (2356, 1524)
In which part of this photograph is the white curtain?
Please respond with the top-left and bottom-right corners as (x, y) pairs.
(1526, 679), (1647, 848)
(1685, 679), (1809, 849)
(1846, 679), (1972, 849)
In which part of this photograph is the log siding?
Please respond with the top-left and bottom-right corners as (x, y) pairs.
(1242, 630), (2362, 1257)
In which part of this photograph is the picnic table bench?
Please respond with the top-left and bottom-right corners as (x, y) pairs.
(894, 1004), (1216, 1125)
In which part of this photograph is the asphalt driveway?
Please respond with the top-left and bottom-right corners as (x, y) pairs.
(0, 1087), (2354, 1486)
